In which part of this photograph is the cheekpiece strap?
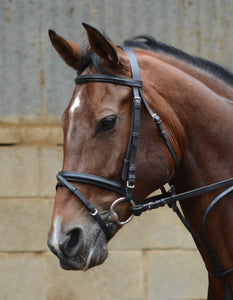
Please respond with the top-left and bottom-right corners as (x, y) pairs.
(119, 46), (142, 199)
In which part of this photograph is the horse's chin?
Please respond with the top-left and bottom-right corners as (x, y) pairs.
(57, 230), (108, 271)
(59, 248), (108, 271)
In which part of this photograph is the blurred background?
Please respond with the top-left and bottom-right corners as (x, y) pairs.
(0, 0), (232, 299)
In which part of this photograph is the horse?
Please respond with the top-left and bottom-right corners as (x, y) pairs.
(47, 23), (233, 299)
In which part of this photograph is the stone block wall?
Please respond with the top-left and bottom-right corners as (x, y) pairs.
(2, 0), (231, 298)
(0, 125), (208, 300)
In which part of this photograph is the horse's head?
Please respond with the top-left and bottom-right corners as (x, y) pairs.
(47, 24), (180, 270)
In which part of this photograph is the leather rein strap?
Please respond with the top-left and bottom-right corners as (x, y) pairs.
(56, 46), (233, 295)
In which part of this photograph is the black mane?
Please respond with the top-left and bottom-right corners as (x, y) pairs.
(80, 35), (233, 87)
(124, 35), (233, 87)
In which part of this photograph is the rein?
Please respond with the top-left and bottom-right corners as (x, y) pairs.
(56, 46), (233, 298)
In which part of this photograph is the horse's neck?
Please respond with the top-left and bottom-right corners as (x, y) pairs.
(171, 86), (233, 295)
(141, 50), (233, 223)
(147, 50), (233, 101)
(141, 52), (233, 189)
(143, 53), (233, 294)
(145, 53), (233, 287)
(170, 73), (233, 191)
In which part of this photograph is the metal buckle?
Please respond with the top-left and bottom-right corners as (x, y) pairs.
(152, 113), (161, 124)
(108, 197), (135, 225)
(127, 181), (135, 189)
(133, 96), (142, 101)
(89, 208), (98, 216)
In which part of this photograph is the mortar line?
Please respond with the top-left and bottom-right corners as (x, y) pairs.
(142, 249), (148, 300)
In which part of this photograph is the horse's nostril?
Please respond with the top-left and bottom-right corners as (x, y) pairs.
(67, 228), (82, 248)
(59, 228), (83, 257)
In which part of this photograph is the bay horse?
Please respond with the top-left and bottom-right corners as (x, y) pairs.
(47, 23), (233, 299)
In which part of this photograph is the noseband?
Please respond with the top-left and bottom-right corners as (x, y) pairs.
(56, 47), (233, 296)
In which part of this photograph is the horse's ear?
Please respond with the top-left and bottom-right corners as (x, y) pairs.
(48, 30), (81, 71)
(82, 23), (119, 66)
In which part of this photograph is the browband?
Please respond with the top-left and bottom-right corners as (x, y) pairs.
(75, 74), (142, 88)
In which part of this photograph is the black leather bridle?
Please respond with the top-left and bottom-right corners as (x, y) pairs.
(56, 46), (233, 298)
(56, 46), (179, 238)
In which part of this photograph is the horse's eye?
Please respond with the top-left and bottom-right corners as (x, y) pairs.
(99, 115), (117, 131)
